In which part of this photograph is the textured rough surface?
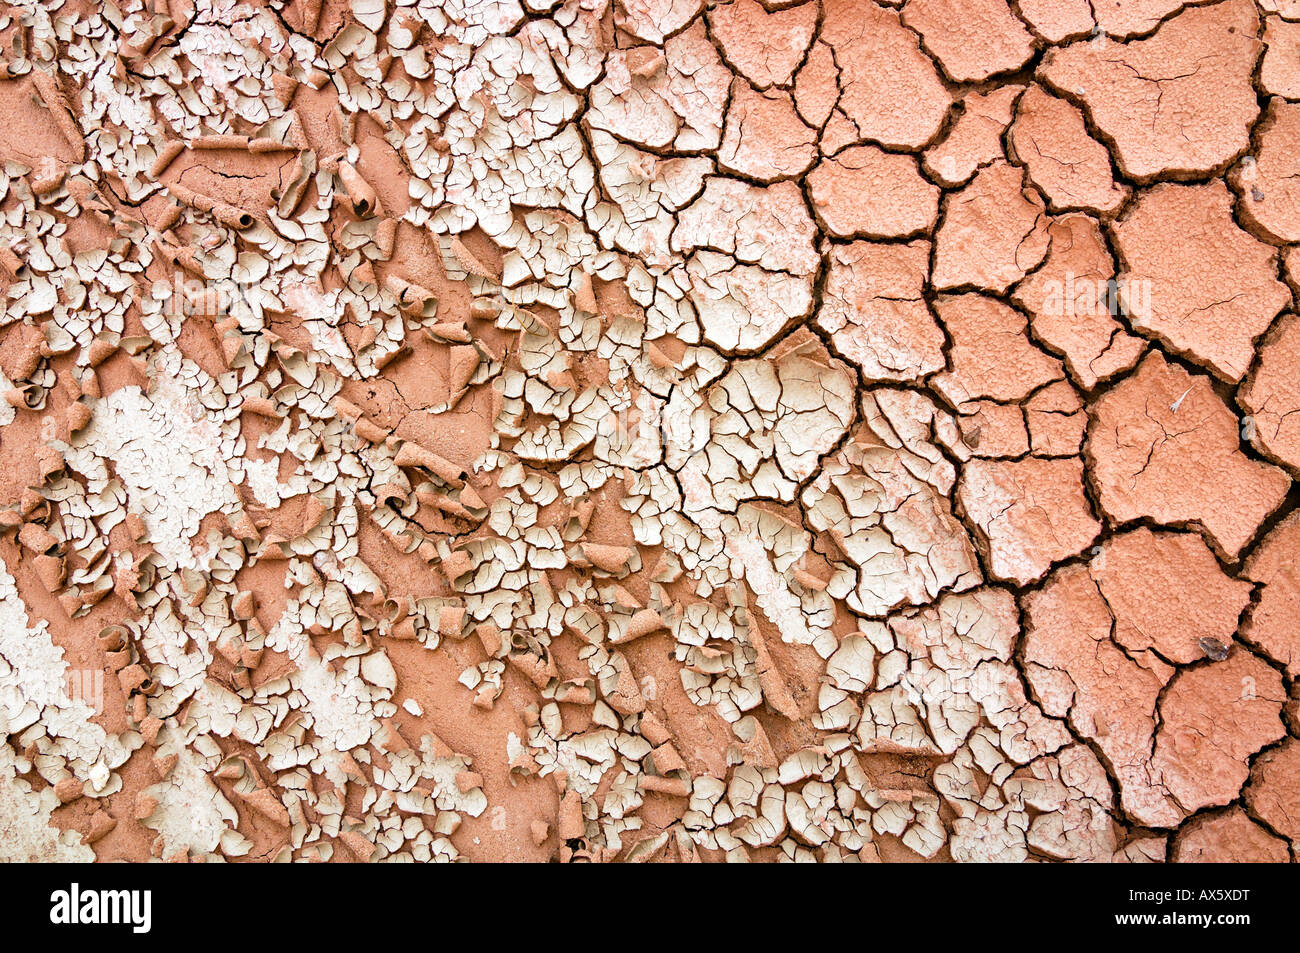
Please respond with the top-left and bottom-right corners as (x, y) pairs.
(817, 241), (945, 382)
(1247, 739), (1300, 840)
(902, 0), (1035, 83)
(1010, 86), (1128, 215)
(1112, 182), (1289, 382)
(819, 0), (951, 149)
(809, 147), (939, 239)
(958, 457), (1099, 585)
(1041, 0), (1262, 180)
(1241, 313), (1300, 471)
(1092, 528), (1253, 664)
(1087, 353), (1290, 558)
(719, 82), (818, 182)
(1, 0), (1297, 866)
(1172, 807), (1290, 862)
(933, 161), (1050, 292)
(932, 293), (1064, 408)
(1232, 99), (1300, 244)
(1243, 513), (1300, 679)
(1261, 16), (1300, 98)
(1013, 215), (1146, 390)
(924, 86), (1021, 188)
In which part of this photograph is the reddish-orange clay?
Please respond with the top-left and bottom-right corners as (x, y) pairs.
(0, 0), (1297, 865)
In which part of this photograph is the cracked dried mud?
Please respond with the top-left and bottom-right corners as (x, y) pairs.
(0, 0), (1298, 865)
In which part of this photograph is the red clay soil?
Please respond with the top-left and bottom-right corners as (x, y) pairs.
(0, 0), (1297, 864)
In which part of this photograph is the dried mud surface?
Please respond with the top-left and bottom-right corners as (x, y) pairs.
(1, 0), (1298, 864)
